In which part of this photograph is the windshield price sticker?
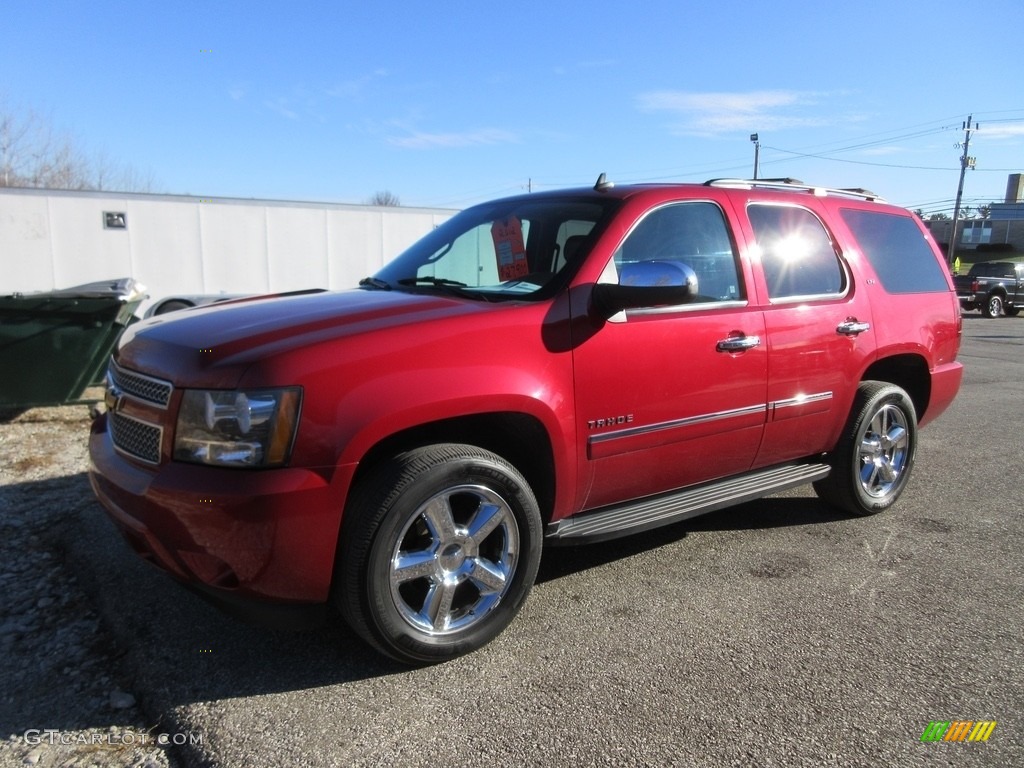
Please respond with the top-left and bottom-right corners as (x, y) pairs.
(492, 217), (529, 281)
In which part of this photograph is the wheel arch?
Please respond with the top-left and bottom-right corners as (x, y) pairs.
(861, 354), (930, 421)
(350, 412), (557, 525)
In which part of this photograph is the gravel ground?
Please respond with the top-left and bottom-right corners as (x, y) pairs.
(0, 401), (176, 768)
(1, 317), (1022, 767)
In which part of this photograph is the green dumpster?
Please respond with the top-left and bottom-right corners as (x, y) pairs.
(0, 278), (145, 408)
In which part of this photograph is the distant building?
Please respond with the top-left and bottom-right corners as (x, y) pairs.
(0, 187), (456, 314)
(923, 173), (1024, 260)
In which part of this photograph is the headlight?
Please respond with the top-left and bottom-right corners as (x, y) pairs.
(174, 388), (302, 467)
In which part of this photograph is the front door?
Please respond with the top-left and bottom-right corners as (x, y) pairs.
(571, 201), (768, 511)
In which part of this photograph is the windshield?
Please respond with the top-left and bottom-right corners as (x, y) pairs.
(372, 196), (618, 300)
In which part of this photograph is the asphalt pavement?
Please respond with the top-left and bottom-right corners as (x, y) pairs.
(16, 314), (1024, 767)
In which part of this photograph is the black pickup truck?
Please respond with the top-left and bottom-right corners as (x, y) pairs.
(955, 261), (1024, 317)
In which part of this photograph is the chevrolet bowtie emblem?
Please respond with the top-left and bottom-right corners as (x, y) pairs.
(104, 382), (124, 412)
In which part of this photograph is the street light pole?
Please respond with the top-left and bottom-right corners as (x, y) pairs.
(750, 133), (760, 180)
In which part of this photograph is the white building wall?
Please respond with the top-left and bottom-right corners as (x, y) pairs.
(0, 188), (455, 313)
(0, 193), (54, 288)
(266, 207), (330, 292)
(127, 198), (205, 297)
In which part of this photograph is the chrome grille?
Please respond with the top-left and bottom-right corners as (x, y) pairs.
(110, 412), (163, 465)
(109, 362), (173, 407)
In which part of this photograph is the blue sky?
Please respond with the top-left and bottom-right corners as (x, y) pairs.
(3, 0), (1023, 214)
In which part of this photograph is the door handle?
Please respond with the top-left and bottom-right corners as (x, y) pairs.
(716, 335), (761, 352)
(837, 320), (871, 336)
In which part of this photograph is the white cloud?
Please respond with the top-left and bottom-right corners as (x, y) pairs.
(388, 128), (519, 149)
(263, 99), (299, 121)
(636, 89), (842, 136)
(978, 123), (1024, 141)
(326, 69), (389, 99)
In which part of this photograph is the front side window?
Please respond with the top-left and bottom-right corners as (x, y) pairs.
(748, 204), (845, 300)
(373, 197), (618, 300)
(611, 202), (743, 303)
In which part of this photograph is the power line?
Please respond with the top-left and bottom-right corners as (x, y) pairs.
(761, 146), (955, 171)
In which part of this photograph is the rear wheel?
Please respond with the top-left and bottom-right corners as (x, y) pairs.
(336, 444), (542, 664)
(814, 382), (917, 516)
(982, 294), (1004, 318)
(1005, 305), (1020, 317)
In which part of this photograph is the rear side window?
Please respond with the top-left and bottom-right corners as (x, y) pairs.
(972, 262), (1016, 278)
(747, 204), (845, 300)
(840, 209), (949, 293)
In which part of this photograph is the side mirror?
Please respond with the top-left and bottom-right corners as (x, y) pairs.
(592, 261), (698, 317)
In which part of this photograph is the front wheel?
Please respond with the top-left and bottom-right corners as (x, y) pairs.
(1005, 305), (1020, 317)
(335, 444), (542, 664)
(814, 382), (917, 516)
(982, 294), (1004, 318)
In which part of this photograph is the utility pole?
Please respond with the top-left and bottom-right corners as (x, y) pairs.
(947, 115), (978, 265)
(750, 133), (760, 180)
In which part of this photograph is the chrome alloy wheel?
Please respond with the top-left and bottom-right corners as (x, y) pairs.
(389, 485), (520, 636)
(857, 403), (910, 498)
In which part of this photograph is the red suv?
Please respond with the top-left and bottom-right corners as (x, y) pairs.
(89, 177), (963, 663)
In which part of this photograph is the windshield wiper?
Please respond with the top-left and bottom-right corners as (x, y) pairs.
(398, 276), (468, 288)
(358, 277), (392, 291)
(396, 276), (492, 302)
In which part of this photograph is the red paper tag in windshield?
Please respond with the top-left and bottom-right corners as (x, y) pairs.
(492, 217), (529, 281)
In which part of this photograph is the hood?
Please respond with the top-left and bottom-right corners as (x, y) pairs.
(114, 288), (485, 387)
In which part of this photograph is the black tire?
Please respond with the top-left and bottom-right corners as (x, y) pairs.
(982, 294), (1003, 318)
(1005, 306), (1020, 317)
(814, 382), (917, 516)
(335, 444), (542, 664)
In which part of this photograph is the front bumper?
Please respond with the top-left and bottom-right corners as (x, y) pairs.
(88, 413), (354, 611)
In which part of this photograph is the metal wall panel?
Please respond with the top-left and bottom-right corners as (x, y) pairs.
(1, 189), (456, 314)
(198, 203), (271, 294)
(48, 196), (132, 288)
(0, 193), (54, 290)
(327, 209), (382, 289)
(126, 198), (204, 298)
(266, 206), (330, 292)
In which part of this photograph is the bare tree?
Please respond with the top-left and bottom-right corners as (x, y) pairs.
(0, 98), (155, 192)
(366, 190), (400, 206)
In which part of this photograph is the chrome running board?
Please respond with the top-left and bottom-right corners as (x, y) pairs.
(546, 462), (831, 545)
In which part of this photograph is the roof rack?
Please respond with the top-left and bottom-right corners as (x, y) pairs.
(704, 178), (884, 202)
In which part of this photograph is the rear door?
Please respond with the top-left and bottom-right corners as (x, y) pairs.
(737, 200), (877, 467)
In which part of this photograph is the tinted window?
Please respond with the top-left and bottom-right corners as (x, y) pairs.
(613, 202), (743, 302)
(840, 209), (949, 293)
(974, 263), (1016, 278)
(748, 205), (844, 300)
